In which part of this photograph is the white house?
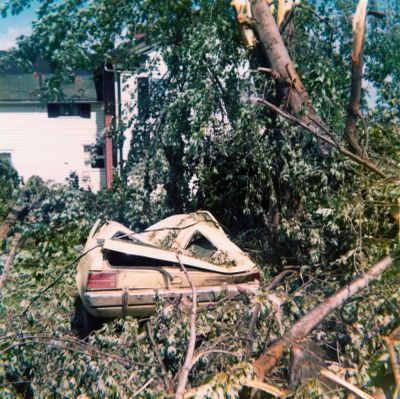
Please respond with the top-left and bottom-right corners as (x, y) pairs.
(0, 38), (165, 191)
(0, 57), (109, 191)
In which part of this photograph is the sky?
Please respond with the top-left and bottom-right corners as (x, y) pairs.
(0, 1), (40, 50)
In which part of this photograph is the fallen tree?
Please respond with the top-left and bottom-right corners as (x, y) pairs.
(253, 254), (396, 380)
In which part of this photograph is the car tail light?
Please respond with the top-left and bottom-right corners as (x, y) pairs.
(87, 272), (117, 290)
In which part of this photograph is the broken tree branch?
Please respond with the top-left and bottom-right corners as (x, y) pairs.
(251, 0), (308, 114)
(245, 302), (261, 359)
(0, 205), (26, 242)
(248, 96), (390, 179)
(320, 368), (374, 399)
(0, 233), (21, 290)
(253, 255), (395, 380)
(277, 0), (301, 30)
(344, 0), (368, 156)
(175, 255), (198, 399)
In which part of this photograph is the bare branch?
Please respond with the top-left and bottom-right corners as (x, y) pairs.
(254, 255), (395, 380)
(131, 377), (154, 398)
(320, 369), (374, 399)
(175, 254), (198, 399)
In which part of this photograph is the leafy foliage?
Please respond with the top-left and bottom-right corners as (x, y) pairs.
(0, 0), (399, 398)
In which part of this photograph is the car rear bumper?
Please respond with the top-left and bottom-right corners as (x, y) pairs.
(83, 282), (259, 318)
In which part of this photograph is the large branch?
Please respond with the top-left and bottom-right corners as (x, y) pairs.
(253, 255), (395, 380)
(175, 255), (198, 399)
(249, 97), (389, 179)
(251, 0), (308, 113)
(344, 0), (368, 156)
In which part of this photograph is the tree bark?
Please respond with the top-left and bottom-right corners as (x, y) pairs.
(253, 255), (394, 380)
(344, 0), (368, 157)
(0, 204), (26, 242)
(175, 255), (197, 399)
(251, 0), (308, 114)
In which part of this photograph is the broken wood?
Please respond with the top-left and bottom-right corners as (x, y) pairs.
(277, 0), (301, 30)
(253, 255), (395, 380)
(251, 0), (309, 114)
(320, 368), (374, 399)
(344, 0), (368, 156)
(175, 254), (198, 399)
(0, 204), (26, 242)
(0, 233), (21, 289)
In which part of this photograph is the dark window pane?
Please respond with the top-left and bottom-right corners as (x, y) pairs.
(47, 103), (60, 117)
(48, 103), (91, 118)
(137, 77), (149, 120)
(79, 103), (91, 118)
(93, 145), (104, 168)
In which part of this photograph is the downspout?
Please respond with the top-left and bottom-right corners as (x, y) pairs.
(103, 64), (116, 189)
(114, 70), (124, 179)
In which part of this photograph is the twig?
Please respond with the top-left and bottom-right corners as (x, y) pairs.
(175, 254), (197, 399)
(320, 368), (373, 399)
(267, 269), (297, 290)
(0, 233), (21, 289)
(245, 302), (261, 359)
(131, 377), (154, 398)
(146, 323), (174, 395)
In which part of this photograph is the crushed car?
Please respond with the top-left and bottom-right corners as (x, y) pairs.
(73, 211), (261, 336)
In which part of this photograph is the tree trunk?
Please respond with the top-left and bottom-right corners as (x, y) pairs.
(251, 0), (308, 114)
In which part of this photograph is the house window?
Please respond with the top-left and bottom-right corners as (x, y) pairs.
(84, 145), (104, 168)
(48, 103), (91, 118)
(137, 77), (150, 120)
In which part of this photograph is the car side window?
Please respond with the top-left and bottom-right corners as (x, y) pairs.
(185, 232), (217, 259)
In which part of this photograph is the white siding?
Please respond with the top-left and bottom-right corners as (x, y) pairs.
(0, 103), (105, 191)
